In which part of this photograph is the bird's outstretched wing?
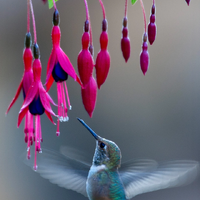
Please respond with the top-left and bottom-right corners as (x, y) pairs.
(119, 159), (199, 199)
(23, 147), (91, 197)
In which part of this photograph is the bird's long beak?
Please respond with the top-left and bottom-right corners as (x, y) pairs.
(77, 118), (100, 140)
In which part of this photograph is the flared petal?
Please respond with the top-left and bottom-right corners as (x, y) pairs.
(39, 84), (56, 118)
(56, 47), (77, 80)
(6, 79), (23, 114)
(46, 49), (57, 90)
(45, 110), (56, 125)
(40, 82), (57, 106)
(18, 106), (29, 127)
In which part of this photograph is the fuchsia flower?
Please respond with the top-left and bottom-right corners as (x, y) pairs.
(121, 17), (130, 62)
(18, 43), (56, 170)
(148, 3), (156, 45)
(140, 33), (149, 75)
(95, 19), (110, 89)
(81, 76), (97, 118)
(6, 32), (34, 158)
(185, 0), (190, 6)
(46, 9), (82, 136)
(77, 20), (94, 86)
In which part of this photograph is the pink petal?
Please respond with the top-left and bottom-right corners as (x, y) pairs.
(18, 106), (29, 127)
(39, 84), (56, 117)
(56, 47), (77, 80)
(45, 49), (57, 88)
(6, 79), (23, 114)
(45, 110), (56, 125)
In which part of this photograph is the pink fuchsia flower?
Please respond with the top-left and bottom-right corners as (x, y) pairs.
(18, 43), (56, 170)
(95, 19), (110, 89)
(140, 33), (149, 75)
(6, 32), (34, 159)
(148, 4), (156, 45)
(45, 9), (82, 136)
(81, 76), (97, 118)
(185, 0), (190, 5)
(78, 20), (94, 86)
(121, 17), (130, 63)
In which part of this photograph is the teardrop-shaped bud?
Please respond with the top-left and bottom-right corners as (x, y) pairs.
(81, 76), (97, 117)
(140, 41), (149, 75)
(95, 49), (110, 89)
(121, 28), (130, 62)
(148, 4), (156, 45)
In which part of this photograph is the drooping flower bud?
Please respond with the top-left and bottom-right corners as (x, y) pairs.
(95, 19), (110, 89)
(148, 4), (156, 45)
(121, 17), (130, 62)
(140, 33), (149, 75)
(78, 20), (94, 86)
(81, 76), (97, 118)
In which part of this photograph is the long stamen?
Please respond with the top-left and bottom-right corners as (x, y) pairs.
(34, 115), (39, 171)
(56, 83), (61, 136)
(61, 82), (68, 121)
(64, 82), (71, 110)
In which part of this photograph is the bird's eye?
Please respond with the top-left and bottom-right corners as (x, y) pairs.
(99, 142), (106, 149)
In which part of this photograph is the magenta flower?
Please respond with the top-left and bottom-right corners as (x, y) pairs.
(18, 44), (56, 170)
(81, 76), (97, 118)
(6, 33), (34, 159)
(46, 9), (82, 136)
(95, 19), (110, 89)
(148, 4), (156, 45)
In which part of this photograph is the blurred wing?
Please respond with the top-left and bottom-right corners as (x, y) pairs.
(119, 159), (200, 199)
(24, 148), (90, 197)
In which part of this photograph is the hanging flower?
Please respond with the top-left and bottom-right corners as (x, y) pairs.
(45, 9), (81, 136)
(6, 32), (34, 159)
(18, 43), (56, 170)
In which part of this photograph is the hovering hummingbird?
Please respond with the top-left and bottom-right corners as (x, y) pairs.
(25, 118), (199, 200)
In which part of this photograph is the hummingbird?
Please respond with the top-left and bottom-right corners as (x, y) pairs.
(25, 118), (199, 200)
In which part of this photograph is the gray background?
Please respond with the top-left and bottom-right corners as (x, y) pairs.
(0, 0), (200, 200)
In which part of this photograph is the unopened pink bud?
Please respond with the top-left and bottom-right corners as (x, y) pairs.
(95, 30), (110, 89)
(140, 41), (149, 75)
(121, 27), (130, 62)
(148, 5), (156, 45)
(81, 76), (97, 117)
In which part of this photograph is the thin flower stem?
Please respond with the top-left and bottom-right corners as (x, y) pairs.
(139, 0), (147, 33)
(153, 0), (155, 5)
(124, 0), (128, 18)
(83, 0), (89, 21)
(29, 0), (37, 43)
(89, 15), (93, 50)
(52, 0), (57, 10)
(27, 0), (30, 33)
(99, 0), (106, 19)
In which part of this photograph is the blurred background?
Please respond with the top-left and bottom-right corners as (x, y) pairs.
(0, 0), (200, 199)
